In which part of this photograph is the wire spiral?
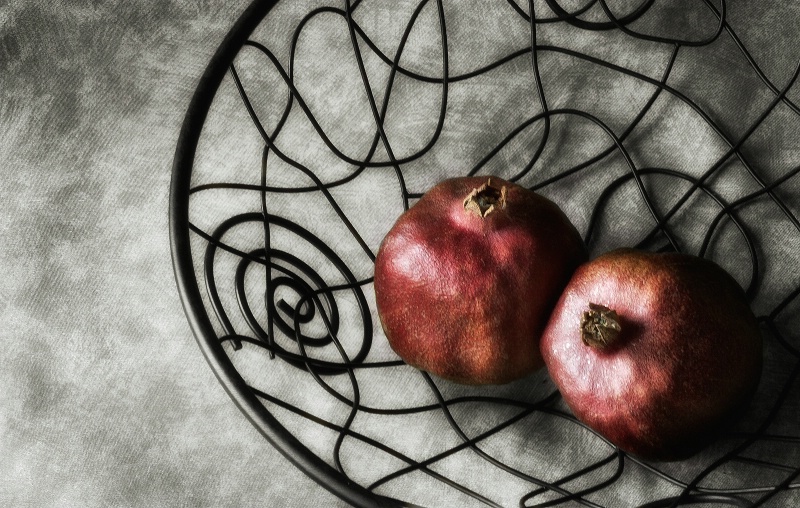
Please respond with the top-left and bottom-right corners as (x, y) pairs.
(171, 0), (800, 506)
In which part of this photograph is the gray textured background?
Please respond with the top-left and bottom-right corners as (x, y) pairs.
(1, 1), (345, 506)
(2, 0), (799, 507)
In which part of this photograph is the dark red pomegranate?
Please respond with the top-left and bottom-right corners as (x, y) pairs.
(374, 176), (587, 385)
(540, 248), (763, 460)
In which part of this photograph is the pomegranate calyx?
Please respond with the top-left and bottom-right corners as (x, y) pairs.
(581, 303), (622, 349)
(464, 179), (507, 218)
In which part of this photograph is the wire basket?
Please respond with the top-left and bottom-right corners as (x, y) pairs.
(170, 0), (800, 506)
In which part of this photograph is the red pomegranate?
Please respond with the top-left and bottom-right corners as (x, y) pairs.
(540, 248), (763, 460)
(374, 176), (587, 385)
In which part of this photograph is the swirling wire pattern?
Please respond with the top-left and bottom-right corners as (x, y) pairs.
(172, 0), (800, 506)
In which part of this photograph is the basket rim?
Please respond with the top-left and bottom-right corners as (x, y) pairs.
(168, 1), (407, 505)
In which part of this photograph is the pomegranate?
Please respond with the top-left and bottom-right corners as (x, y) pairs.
(374, 176), (587, 385)
(540, 248), (763, 460)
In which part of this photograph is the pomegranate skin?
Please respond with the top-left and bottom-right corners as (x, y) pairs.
(374, 176), (587, 385)
(540, 249), (763, 461)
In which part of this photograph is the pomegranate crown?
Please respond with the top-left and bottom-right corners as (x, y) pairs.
(463, 178), (508, 218)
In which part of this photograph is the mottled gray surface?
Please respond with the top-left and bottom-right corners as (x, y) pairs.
(2, 1), (800, 507)
(0, 1), (345, 506)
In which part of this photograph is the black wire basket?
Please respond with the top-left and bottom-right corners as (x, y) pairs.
(170, 0), (800, 506)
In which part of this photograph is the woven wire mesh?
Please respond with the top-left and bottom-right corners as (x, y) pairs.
(170, 0), (800, 506)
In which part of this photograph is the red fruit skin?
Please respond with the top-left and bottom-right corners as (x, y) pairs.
(540, 249), (763, 461)
(374, 176), (587, 385)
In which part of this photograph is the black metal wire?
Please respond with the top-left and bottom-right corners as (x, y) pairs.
(171, 0), (800, 506)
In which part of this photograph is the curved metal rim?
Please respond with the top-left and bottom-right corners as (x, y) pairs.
(168, 1), (407, 506)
